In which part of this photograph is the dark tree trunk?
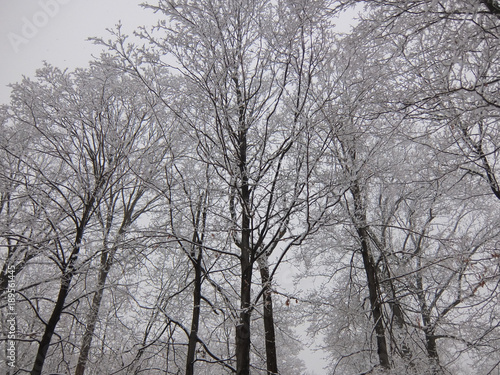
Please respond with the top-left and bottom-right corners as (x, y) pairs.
(186, 250), (203, 375)
(74, 246), (115, 375)
(416, 256), (441, 373)
(358, 226), (391, 369)
(235, 189), (253, 375)
(185, 191), (208, 375)
(236, 241), (252, 375)
(351, 182), (390, 370)
(390, 297), (413, 361)
(380, 254), (413, 363)
(424, 328), (440, 374)
(234, 73), (253, 375)
(75, 194), (138, 375)
(31, 198), (94, 375)
(31, 231), (84, 375)
(259, 258), (278, 375)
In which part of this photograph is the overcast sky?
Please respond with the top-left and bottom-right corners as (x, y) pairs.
(0, 0), (157, 104)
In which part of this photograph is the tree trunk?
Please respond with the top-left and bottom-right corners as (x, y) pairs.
(258, 256), (278, 375)
(414, 235), (441, 374)
(424, 328), (440, 374)
(351, 182), (390, 369)
(31, 243), (81, 374)
(185, 191), (208, 375)
(74, 246), (116, 375)
(420, 301), (440, 374)
(234, 72), (253, 375)
(235, 175), (253, 374)
(31, 200), (93, 375)
(236, 257), (252, 375)
(74, 201), (135, 375)
(380, 255), (413, 363)
(185, 250), (202, 375)
(358, 226), (391, 369)
(390, 298), (412, 361)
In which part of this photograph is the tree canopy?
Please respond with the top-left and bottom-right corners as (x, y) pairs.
(1, 1), (499, 374)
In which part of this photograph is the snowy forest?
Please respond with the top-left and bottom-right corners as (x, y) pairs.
(1, 0), (500, 374)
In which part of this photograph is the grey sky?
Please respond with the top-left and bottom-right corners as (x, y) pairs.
(0, 0), (155, 104)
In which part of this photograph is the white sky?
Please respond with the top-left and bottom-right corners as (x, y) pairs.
(0, 0), (156, 104)
(0, 1), (331, 373)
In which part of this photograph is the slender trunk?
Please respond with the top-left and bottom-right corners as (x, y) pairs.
(234, 71), (253, 375)
(130, 311), (160, 374)
(424, 327), (440, 374)
(74, 246), (115, 375)
(358, 226), (391, 369)
(31, 234), (83, 374)
(74, 201), (134, 375)
(419, 298), (440, 374)
(351, 183), (390, 369)
(235, 158), (252, 375)
(418, 283), (440, 373)
(186, 250), (202, 375)
(31, 198), (94, 375)
(236, 254), (252, 375)
(382, 258), (413, 363)
(258, 256), (278, 375)
(390, 297), (412, 361)
(185, 191), (208, 375)
(415, 245), (441, 373)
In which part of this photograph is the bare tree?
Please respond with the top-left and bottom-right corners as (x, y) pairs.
(6, 60), (160, 374)
(93, 1), (339, 373)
